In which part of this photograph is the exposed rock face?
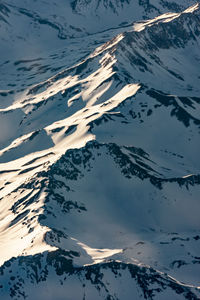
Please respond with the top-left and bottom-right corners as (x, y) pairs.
(0, 1), (200, 299)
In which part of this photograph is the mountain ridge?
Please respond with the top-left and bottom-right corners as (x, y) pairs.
(0, 1), (200, 299)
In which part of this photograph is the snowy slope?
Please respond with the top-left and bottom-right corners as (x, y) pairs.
(0, 0), (197, 60)
(0, 2), (200, 299)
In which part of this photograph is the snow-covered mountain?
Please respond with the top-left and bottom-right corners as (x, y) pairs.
(0, 1), (200, 299)
(0, 0), (197, 59)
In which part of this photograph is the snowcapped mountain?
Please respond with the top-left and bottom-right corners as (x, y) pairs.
(0, 0), (196, 59)
(0, 1), (200, 299)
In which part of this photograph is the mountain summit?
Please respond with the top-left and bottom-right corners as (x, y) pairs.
(0, 1), (200, 299)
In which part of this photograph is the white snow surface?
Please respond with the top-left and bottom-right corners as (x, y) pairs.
(0, 2), (200, 299)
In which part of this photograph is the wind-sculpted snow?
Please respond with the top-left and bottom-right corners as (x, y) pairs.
(0, 2), (200, 299)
